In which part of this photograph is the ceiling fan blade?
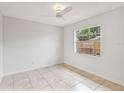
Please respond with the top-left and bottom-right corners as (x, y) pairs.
(61, 7), (72, 15)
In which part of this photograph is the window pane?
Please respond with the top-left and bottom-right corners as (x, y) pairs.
(75, 26), (100, 56)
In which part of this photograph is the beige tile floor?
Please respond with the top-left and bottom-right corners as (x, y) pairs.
(0, 64), (123, 91)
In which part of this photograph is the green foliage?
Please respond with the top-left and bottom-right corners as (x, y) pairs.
(76, 26), (100, 41)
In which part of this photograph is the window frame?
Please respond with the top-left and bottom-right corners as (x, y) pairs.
(74, 25), (101, 56)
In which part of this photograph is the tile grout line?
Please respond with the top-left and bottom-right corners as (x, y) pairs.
(30, 69), (53, 90)
(93, 79), (106, 91)
(93, 83), (102, 91)
(37, 68), (55, 91)
(38, 65), (93, 91)
(37, 67), (75, 91)
(12, 75), (14, 91)
(25, 72), (34, 90)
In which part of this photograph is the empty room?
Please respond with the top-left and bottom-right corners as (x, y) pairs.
(0, 1), (124, 91)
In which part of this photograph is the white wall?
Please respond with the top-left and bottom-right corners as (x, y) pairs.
(0, 11), (3, 82)
(64, 6), (124, 86)
(3, 17), (63, 75)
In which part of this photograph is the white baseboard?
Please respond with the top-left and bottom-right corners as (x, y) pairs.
(4, 62), (61, 76)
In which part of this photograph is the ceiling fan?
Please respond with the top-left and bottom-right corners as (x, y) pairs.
(40, 6), (72, 21)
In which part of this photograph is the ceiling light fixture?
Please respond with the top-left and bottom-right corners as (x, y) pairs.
(53, 4), (65, 13)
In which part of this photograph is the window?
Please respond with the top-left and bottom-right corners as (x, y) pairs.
(74, 26), (100, 56)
